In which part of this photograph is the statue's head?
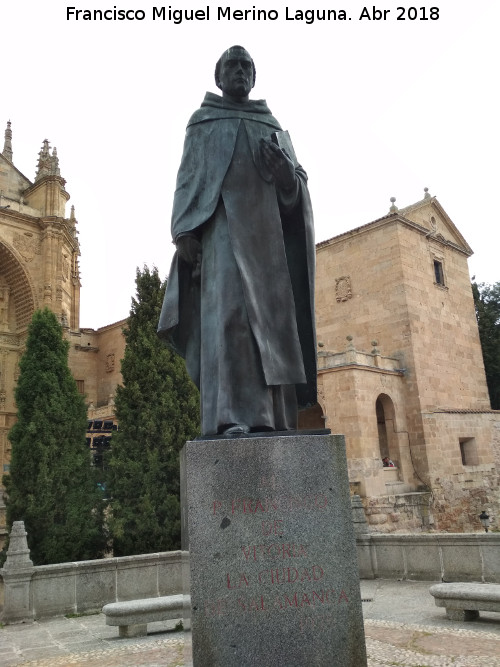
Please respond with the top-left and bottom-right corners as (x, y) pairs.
(215, 46), (256, 101)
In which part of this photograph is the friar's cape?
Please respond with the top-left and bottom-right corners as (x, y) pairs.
(158, 92), (317, 408)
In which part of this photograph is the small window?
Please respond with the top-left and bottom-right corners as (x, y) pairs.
(434, 260), (445, 286)
(459, 437), (478, 466)
(76, 379), (85, 395)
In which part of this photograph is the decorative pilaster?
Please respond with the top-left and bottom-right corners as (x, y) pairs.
(0, 281), (11, 332)
(0, 350), (8, 409)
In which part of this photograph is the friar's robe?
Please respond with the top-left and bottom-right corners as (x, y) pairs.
(158, 92), (317, 434)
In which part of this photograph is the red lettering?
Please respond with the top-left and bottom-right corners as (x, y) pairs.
(232, 499), (242, 514)
(223, 493), (328, 516)
(249, 596), (267, 611)
(226, 572), (249, 589)
(312, 590), (324, 604)
(237, 596), (267, 612)
(300, 567), (312, 582)
(301, 593), (311, 607)
(205, 599), (228, 616)
(258, 569), (269, 584)
(254, 499), (266, 513)
(287, 567), (299, 583)
(267, 544), (281, 558)
(313, 565), (324, 580)
(339, 590), (349, 604)
(241, 546), (255, 561)
(261, 519), (283, 536)
(243, 499), (254, 513)
(284, 593), (298, 608)
(315, 494), (328, 508)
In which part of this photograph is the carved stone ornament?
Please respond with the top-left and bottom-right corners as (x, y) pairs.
(0, 333), (19, 345)
(105, 353), (115, 373)
(335, 276), (352, 302)
(13, 233), (41, 263)
(62, 258), (70, 281)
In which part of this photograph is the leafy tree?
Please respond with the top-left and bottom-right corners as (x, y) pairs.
(3, 308), (107, 565)
(472, 280), (500, 409)
(106, 266), (199, 556)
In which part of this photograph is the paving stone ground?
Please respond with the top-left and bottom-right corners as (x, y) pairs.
(0, 580), (498, 666)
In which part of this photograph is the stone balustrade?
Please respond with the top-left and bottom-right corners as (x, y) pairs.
(1, 522), (498, 624)
(0, 522), (182, 624)
(357, 532), (500, 582)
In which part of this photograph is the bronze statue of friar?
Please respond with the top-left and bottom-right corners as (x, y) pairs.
(158, 45), (317, 436)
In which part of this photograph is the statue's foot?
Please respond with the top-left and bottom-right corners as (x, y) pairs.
(222, 424), (250, 435)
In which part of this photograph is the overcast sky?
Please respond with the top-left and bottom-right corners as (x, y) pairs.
(3, 0), (499, 330)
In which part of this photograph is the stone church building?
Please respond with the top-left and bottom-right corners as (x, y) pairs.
(0, 122), (498, 538)
(0, 123), (125, 540)
(312, 192), (499, 532)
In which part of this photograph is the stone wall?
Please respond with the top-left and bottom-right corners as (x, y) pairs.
(362, 492), (433, 532)
(357, 533), (500, 583)
(67, 320), (126, 410)
(423, 411), (500, 532)
(1, 548), (182, 623)
(2, 536), (498, 624)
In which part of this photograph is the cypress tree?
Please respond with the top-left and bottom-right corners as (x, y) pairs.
(107, 266), (199, 556)
(4, 308), (107, 565)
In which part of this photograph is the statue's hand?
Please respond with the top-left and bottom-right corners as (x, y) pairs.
(260, 139), (296, 191)
(176, 234), (202, 266)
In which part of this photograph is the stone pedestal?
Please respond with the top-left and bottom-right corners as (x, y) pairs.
(1, 521), (35, 624)
(181, 433), (367, 666)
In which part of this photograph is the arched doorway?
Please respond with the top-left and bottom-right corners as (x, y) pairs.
(0, 242), (37, 333)
(0, 241), (37, 475)
(376, 393), (399, 467)
(298, 402), (326, 430)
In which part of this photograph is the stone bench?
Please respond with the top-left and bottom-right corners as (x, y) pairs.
(102, 594), (184, 637)
(430, 583), (500, 621)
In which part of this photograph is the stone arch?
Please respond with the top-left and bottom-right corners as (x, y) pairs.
(298, 402), (326, 430)
(375, 393), (399, 467)
(0, 242), (37, 333)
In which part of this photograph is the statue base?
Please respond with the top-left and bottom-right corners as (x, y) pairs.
(180, 432), (367, 666)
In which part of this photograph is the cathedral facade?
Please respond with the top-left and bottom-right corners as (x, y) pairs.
(1, 122), (498, 538)
(0, 123), (125, 539)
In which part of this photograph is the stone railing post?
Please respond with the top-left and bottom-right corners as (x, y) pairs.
(0, 521), (35, 623)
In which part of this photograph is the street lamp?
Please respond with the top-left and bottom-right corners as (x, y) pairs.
(479, 510), (490, 533)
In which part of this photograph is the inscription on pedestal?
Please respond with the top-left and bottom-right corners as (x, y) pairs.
(181, 434), (367, 666)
